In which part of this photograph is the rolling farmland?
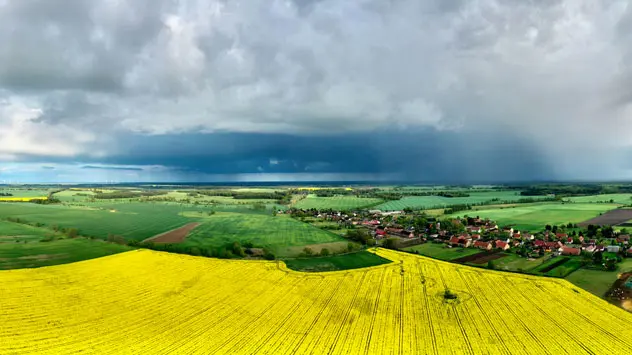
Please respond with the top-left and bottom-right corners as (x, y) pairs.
(1, 248), (631, 354)
(183, 213), (344, 256)
(449, 203), (620, 231)
(376, 191), (547, 211)
(293, 194), (383, 210)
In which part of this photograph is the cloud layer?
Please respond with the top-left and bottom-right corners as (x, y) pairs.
(1, 0), (632, 181)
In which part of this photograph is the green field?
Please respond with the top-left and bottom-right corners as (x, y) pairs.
(293, 194), (383, 210)
(566, 259), (632, 297)
(0, 202), (197, 240)
(0, 238), (131, 269)
(449, 203), (619, 231)
(376, 191), (548, 211)
(0, 220), (57, 239)
(563, 194), (632, 204)
(493, 254), (551, 272)
(402, 243), (481, 261)
(283, 250), (391, 272)
(0, 188), (51, 198)
(182, 213), (345, 257)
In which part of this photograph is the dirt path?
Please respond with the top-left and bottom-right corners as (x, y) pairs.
(142, 223), (201, 244)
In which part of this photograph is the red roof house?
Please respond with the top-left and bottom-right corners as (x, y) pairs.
(473, 241), (492, 250)
(495, 240), (510, 250)
(561, 247), (581, 256)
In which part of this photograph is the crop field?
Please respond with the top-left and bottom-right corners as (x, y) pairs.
(449, 203), (619, 231)
(293, 194), (383, 210)
(183, 213), (343, 256)
(376, 191), (548, 211)
(0, 238), (131, 269)
(0, 203), (197, 240)
(564, 193), (632, 204)
(1, 248), (631, 354)
(0, 220), (55, 239)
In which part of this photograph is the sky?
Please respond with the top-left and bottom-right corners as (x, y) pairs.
(1, 0), (632, 183)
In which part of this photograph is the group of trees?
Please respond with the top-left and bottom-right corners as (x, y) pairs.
(0, 192), (13, 196)
(193, 189), (292, 204)
(517, 183), (632, 197)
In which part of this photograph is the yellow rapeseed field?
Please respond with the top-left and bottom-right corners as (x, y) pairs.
(0, 197), (47, 202)
(1, 248), (631, 354)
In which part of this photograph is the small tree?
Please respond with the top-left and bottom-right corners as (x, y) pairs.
(320, 248), (330, 256)
(303, 247), (314, 256)
(347, 242), (355, 252)
(487, 260), (495, 270)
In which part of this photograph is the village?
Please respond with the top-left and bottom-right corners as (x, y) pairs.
(288, 207), (632, 274)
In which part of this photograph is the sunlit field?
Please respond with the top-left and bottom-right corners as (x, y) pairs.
(1, 249), (631, 354)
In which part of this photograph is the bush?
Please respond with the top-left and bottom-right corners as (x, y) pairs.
(303, 247), (314, 256)
(107, 234), (127, 245)
(320, 248), (330, 256)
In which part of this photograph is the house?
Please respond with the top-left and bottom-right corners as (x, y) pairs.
(617, 235), (630, 244)
(471, 234), (481, 240)
(522, 233), (534, 241)
(449, 236), (472, 248)
(473, 241), (492, 250)
(429, 234), (439, 239)
(502, 227), (514, 235)
(607, 245), (621, 253)
(495, 240), (510, 250)
(583, 245), (596, 253)
(556, 233), (568, 240)
(561, 247), (581, 256)
(513, 233), (522, 239)
(466, 226), (482, 233)
(534, 240), (546, 248)
(375, 229), (386, 237)
(485, 223), (498, 231)
(627, 247), (632, 256)
(578, 236), (585, 243)
(567, 237), (574, 244)
(545, 241), (563, 252)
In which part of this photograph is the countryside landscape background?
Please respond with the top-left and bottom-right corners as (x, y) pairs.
(2, 183), (632, 353)
(3, 0), (632, 353)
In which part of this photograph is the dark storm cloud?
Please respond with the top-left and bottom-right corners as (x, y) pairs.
(1, 0), (632, 181)
(81, 165), (144, 172)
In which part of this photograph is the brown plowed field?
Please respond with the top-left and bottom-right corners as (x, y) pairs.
(142, 223), (201, 243)
(578, 209), (632, 226)
(453, 250), (506, 264)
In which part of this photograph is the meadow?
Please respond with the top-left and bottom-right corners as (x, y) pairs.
(402, 243), (481, 261)
(183, 212), (344, 257)
(293, 194), (383, 210)
(566, 258), (632, 297)
(0, 188), (51, 198)
(376, 191), (548, 211)
(448, 203), (619, 231)
(1, 248), (630, 354)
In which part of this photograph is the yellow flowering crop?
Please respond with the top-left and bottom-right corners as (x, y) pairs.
(1, 248), (631, 354)
(0, 197), (48, 202)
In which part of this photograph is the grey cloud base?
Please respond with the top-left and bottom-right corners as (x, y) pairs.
(0, 0), (631, 181)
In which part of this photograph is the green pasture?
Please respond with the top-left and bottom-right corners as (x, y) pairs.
(283, 251), (391, 272)
(0, 202), (199, 240)
(448, 203), (619, 231)
(402, 243), (480, 261)
(183, 213), (344, 257)
(293, 194), (383, 210)
(376, 191), (547, 211)
(0, 220), (56, 239)
(563, 194), (632, 204)
(0, 238), (131, 270)
(566, 259), (632, 297)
